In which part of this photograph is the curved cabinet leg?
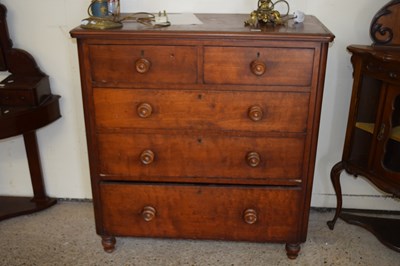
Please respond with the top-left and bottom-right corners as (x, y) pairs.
(23, 131), (48, 201)
(0, 131), (57, 221)
(285, 243), (300, 259)
(101, 236), (116, 253)
(327, 161), (345, 230)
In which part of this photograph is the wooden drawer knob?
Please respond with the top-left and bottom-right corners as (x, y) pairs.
(250, 60), (266, 76)
(246, 151), (260, 167)
(142, 206), (156, 222)
(137, 102), (153, 118)
(248, 105), (263, 121)
(243, 209), (257, 224)
(135, 58), (151, 73)
(140, 149), (155, 165)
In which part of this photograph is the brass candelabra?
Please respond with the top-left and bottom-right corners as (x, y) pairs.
(245, 0), (290, 28)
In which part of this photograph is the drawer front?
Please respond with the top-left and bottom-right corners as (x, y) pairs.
(0, 76), (50, 107)
(0, 90), (36, 106)
(89, 45), (198, 84)
(363, 59), (400, 85)
(97, 133), (305, 181)
(100, 183), (301, 242)
(94, 89), (309, 133)
(204, 47), (314, 86)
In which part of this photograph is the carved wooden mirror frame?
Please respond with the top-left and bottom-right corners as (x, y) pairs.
(370, 0), (400, 47)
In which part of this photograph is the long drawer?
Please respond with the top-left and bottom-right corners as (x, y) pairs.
(89, 45), (198, 84)
(97, 133), (305, 182)
(100, 183), (301, 242)
(203, 46), (314, 86)
(93, 89), (309, 133)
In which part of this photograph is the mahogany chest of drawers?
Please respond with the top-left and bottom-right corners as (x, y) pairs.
(71, 14), (334, 259)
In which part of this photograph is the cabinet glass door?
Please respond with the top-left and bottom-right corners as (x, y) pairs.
(382, 92), (400, 172)
(348, 75), (382, 168)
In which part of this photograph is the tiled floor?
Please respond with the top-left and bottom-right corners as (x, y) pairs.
(0, 201), (399, 265)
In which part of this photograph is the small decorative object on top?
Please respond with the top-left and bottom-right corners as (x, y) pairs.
(245, 0), (290, 28)
(88, 0), (109, 17)
(81, 0), (170, 30)
(108, 0), (120, 17)
(82, 0), (122, 30)
(88, 0), (119, 17)
(293, 10), (305, 24)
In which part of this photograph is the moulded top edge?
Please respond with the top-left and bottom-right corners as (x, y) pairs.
(70, 13), (335, 43)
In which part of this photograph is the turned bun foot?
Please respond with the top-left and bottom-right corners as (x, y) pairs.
(101, 236), (116, 253)
(285, 243), (300, 259)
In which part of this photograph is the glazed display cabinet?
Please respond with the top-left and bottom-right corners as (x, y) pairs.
(328, 0), (400, 252)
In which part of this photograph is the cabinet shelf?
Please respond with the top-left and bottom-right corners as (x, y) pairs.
(356, 122), (400, 142)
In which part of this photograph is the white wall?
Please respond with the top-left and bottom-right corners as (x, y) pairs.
(0, 0), (398, 210)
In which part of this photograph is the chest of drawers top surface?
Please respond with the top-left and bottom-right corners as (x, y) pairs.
(71, 13), (334, 41)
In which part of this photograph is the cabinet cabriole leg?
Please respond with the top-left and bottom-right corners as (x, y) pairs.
(101, 236), (116, 253)
(327, 161), (345, 230)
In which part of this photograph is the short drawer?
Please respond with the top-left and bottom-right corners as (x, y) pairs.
(0, 90), (36, 106)
(204, 46), (314, 86)
(97, 133), (305, 182)
(89, 45), (198, 84)
(94, 88), (309, 133)
(363, 59), (400, 85)
(0, 76), (51, 107)
(100, 183), (301, 242)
